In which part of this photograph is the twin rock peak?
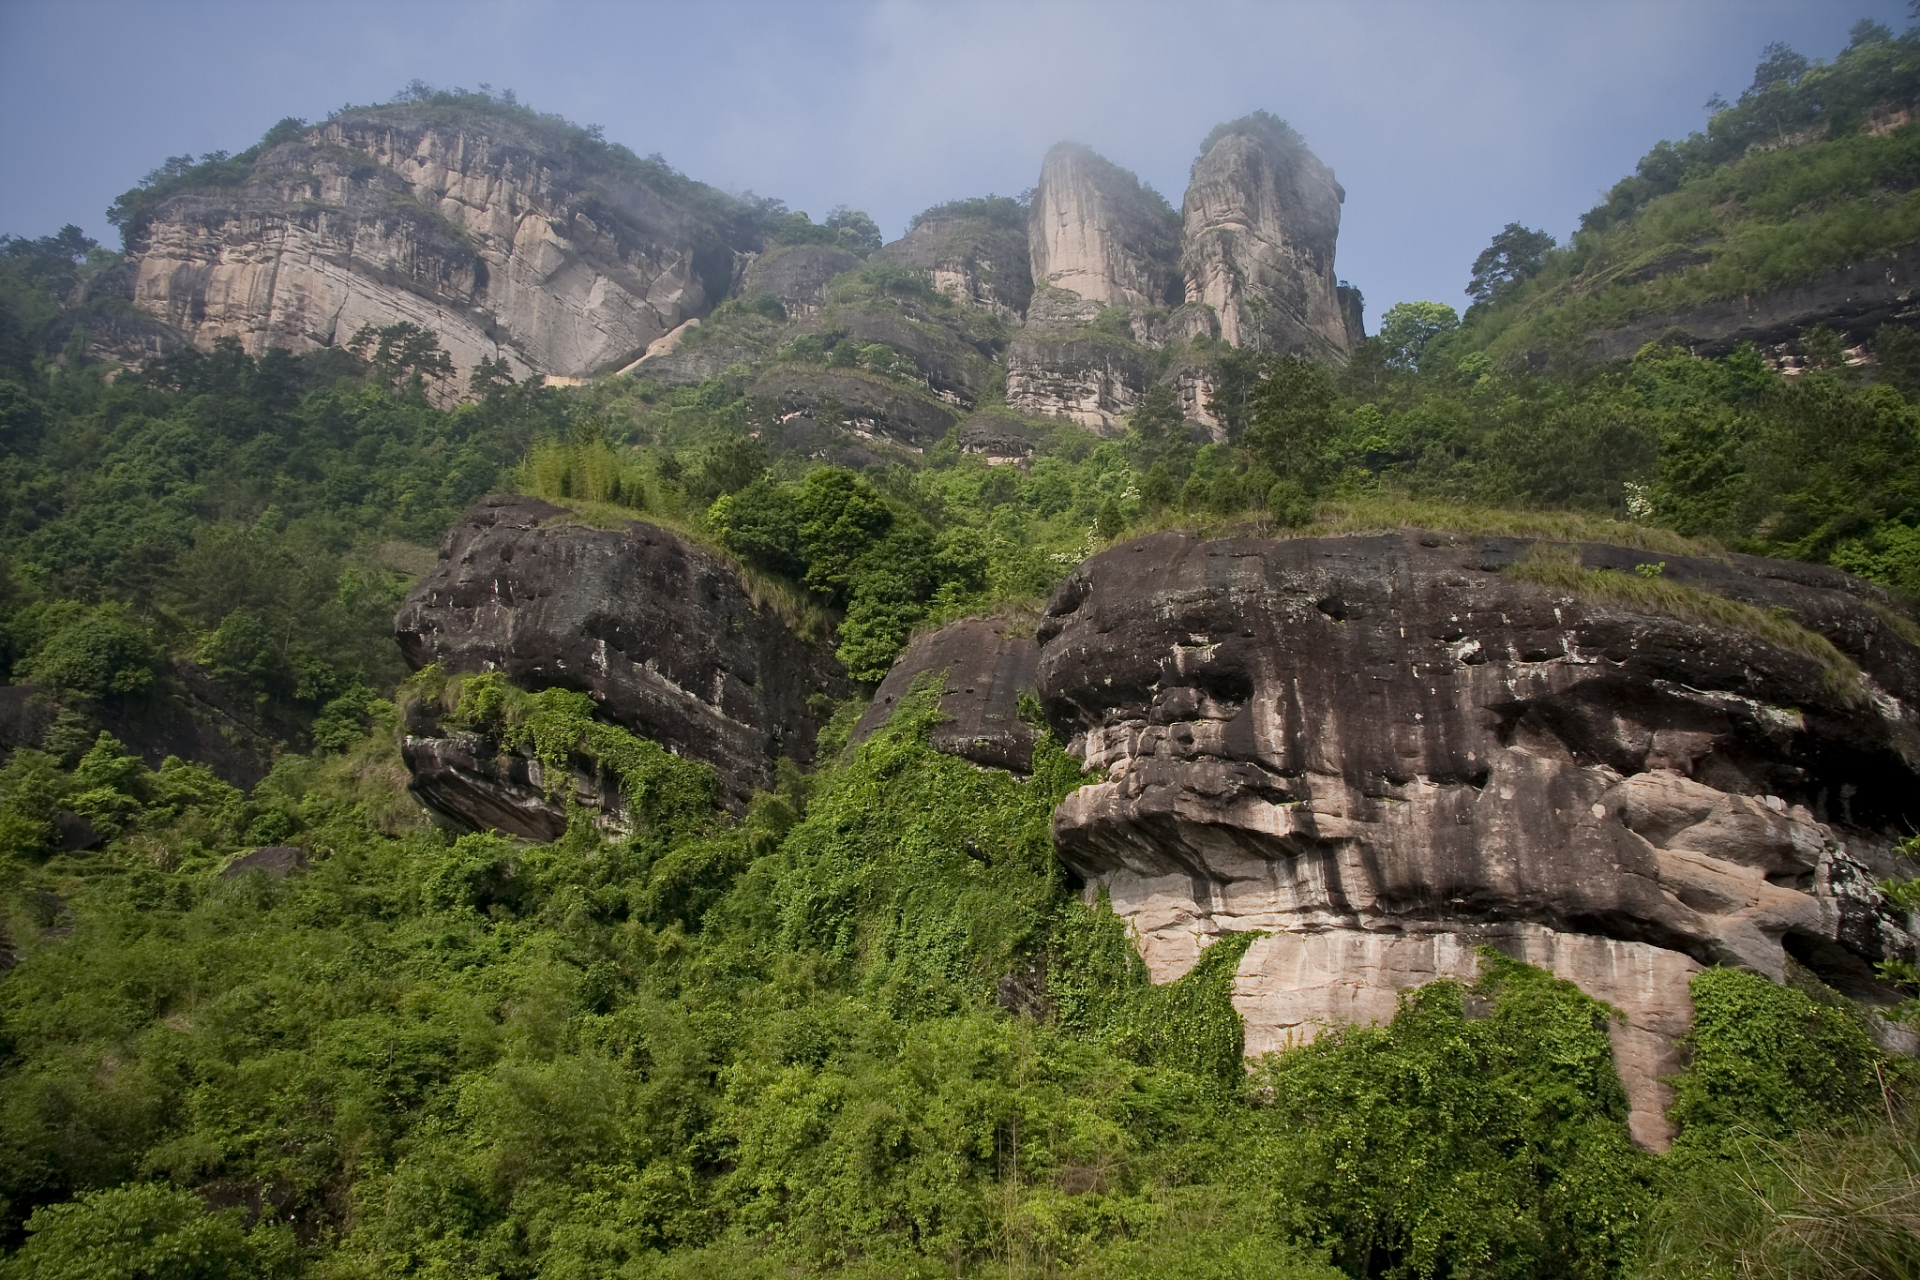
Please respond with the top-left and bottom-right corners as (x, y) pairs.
(112, 106), (1358, 431)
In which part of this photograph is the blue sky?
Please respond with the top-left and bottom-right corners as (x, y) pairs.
(0, 0), (1904, 321)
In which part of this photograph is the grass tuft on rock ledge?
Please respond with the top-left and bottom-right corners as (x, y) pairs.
(1504, 542), (1868, 703)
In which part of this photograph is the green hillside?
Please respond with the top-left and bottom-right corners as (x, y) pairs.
(1469, 21), (1920, 362)
(3, 55), (1920, 1279)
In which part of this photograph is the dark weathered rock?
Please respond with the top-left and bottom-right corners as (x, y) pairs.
(1337, 282), (1366, 348)
(1578, 243), (1920, 364)
(394, 495), (847, 817)
(957, 410), (1048, 463)
(53, 810), (100, 852)
(854, 617), (1041, 772)
(221, 845), (310, 878)
(746, 365), (959, 450)
(740, 244), (862, 318)
(827, 303), (992, 405)
(1036, 529), (1920, 1148)
(0, 685), (56, 760)
(1181, 122), (1349, 360)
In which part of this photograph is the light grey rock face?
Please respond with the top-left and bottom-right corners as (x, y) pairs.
(1181, 127), (1349, 360)
(126, 109), (757, 399)
(875, 208), (1032, 320)
(1029, 144), (1182, 310)
(1036, 530), (1920, 1149)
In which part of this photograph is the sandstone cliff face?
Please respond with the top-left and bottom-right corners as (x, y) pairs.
(1036, 530), (1920, 1149)
(1181, 125), (1349, 359)
(1028, 145), (1182, 310)
(394, 495), (845, 816)
(1578, 242), (1920, 364)
(1004, 289), (1155, 433)
(126, 108), (756, 398)
(739, 244), (862, 319)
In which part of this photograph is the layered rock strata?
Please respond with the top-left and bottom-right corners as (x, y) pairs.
(852, 617), (1041, 772)
(1005, 289), (1155, 433)
(739, 244), (862, 319)
(125, 108), (757, 397)
(1182, 121), (1350, 359)
(1036, 530), (1920, 1149)
(746, 366), (960, 451)
(394, 495), (845, 817)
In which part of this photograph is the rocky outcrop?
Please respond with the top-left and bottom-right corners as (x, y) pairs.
(398, 697), (629, 842)
(957, 410), (1048, 464)
(0, 686), (57, 764)
(124, 107), (758, 398)
(740, 244), (861, 319)
(875, 202), (1032, 320)
(853, 616), (1041, 772)
(747, 365), (960, 450)
(1578, 242), (1920, 364)
(394, 495), (845, 815)
(1181, 117), (1349, 360)
(1005, 289), (1157, 433)
(221, 845), (309, 878)
(1036, 529), (1920, 1149)
(1337, 283), (1366, 349)
(1029, 145), (1182, 310)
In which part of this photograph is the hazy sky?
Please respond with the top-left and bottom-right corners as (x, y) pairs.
(0, 0), (1905, 320)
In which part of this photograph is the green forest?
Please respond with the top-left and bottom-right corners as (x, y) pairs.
(3, 22), (1920, 1280)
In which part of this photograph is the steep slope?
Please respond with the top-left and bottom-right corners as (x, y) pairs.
(872, 196), (1033, 319)
(1027, 143), (1183, 309)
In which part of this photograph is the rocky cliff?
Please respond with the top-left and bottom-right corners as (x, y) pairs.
(1004, 288), (1158, 431)
(1006, 123), (1350, 431)
(851, 615), (1040, 772)
(394, 495), (845, 821)
(1182, 115), (1350, 360)
(119, 106), (758, 398)
(1035, 530), (1920, 1149)
(1027, 145), (1183, 310)
(387, 501), (1920, 1146)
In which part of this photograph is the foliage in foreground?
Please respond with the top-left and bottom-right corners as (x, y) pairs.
(0, 680), (1908, 1279)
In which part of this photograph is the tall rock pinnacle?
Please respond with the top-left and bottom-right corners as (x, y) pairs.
(1181, 113), (1349, 359)
(1027, 143), (1182, 309)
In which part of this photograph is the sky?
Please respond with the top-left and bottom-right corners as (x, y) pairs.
(0, 0), (1906, 320)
